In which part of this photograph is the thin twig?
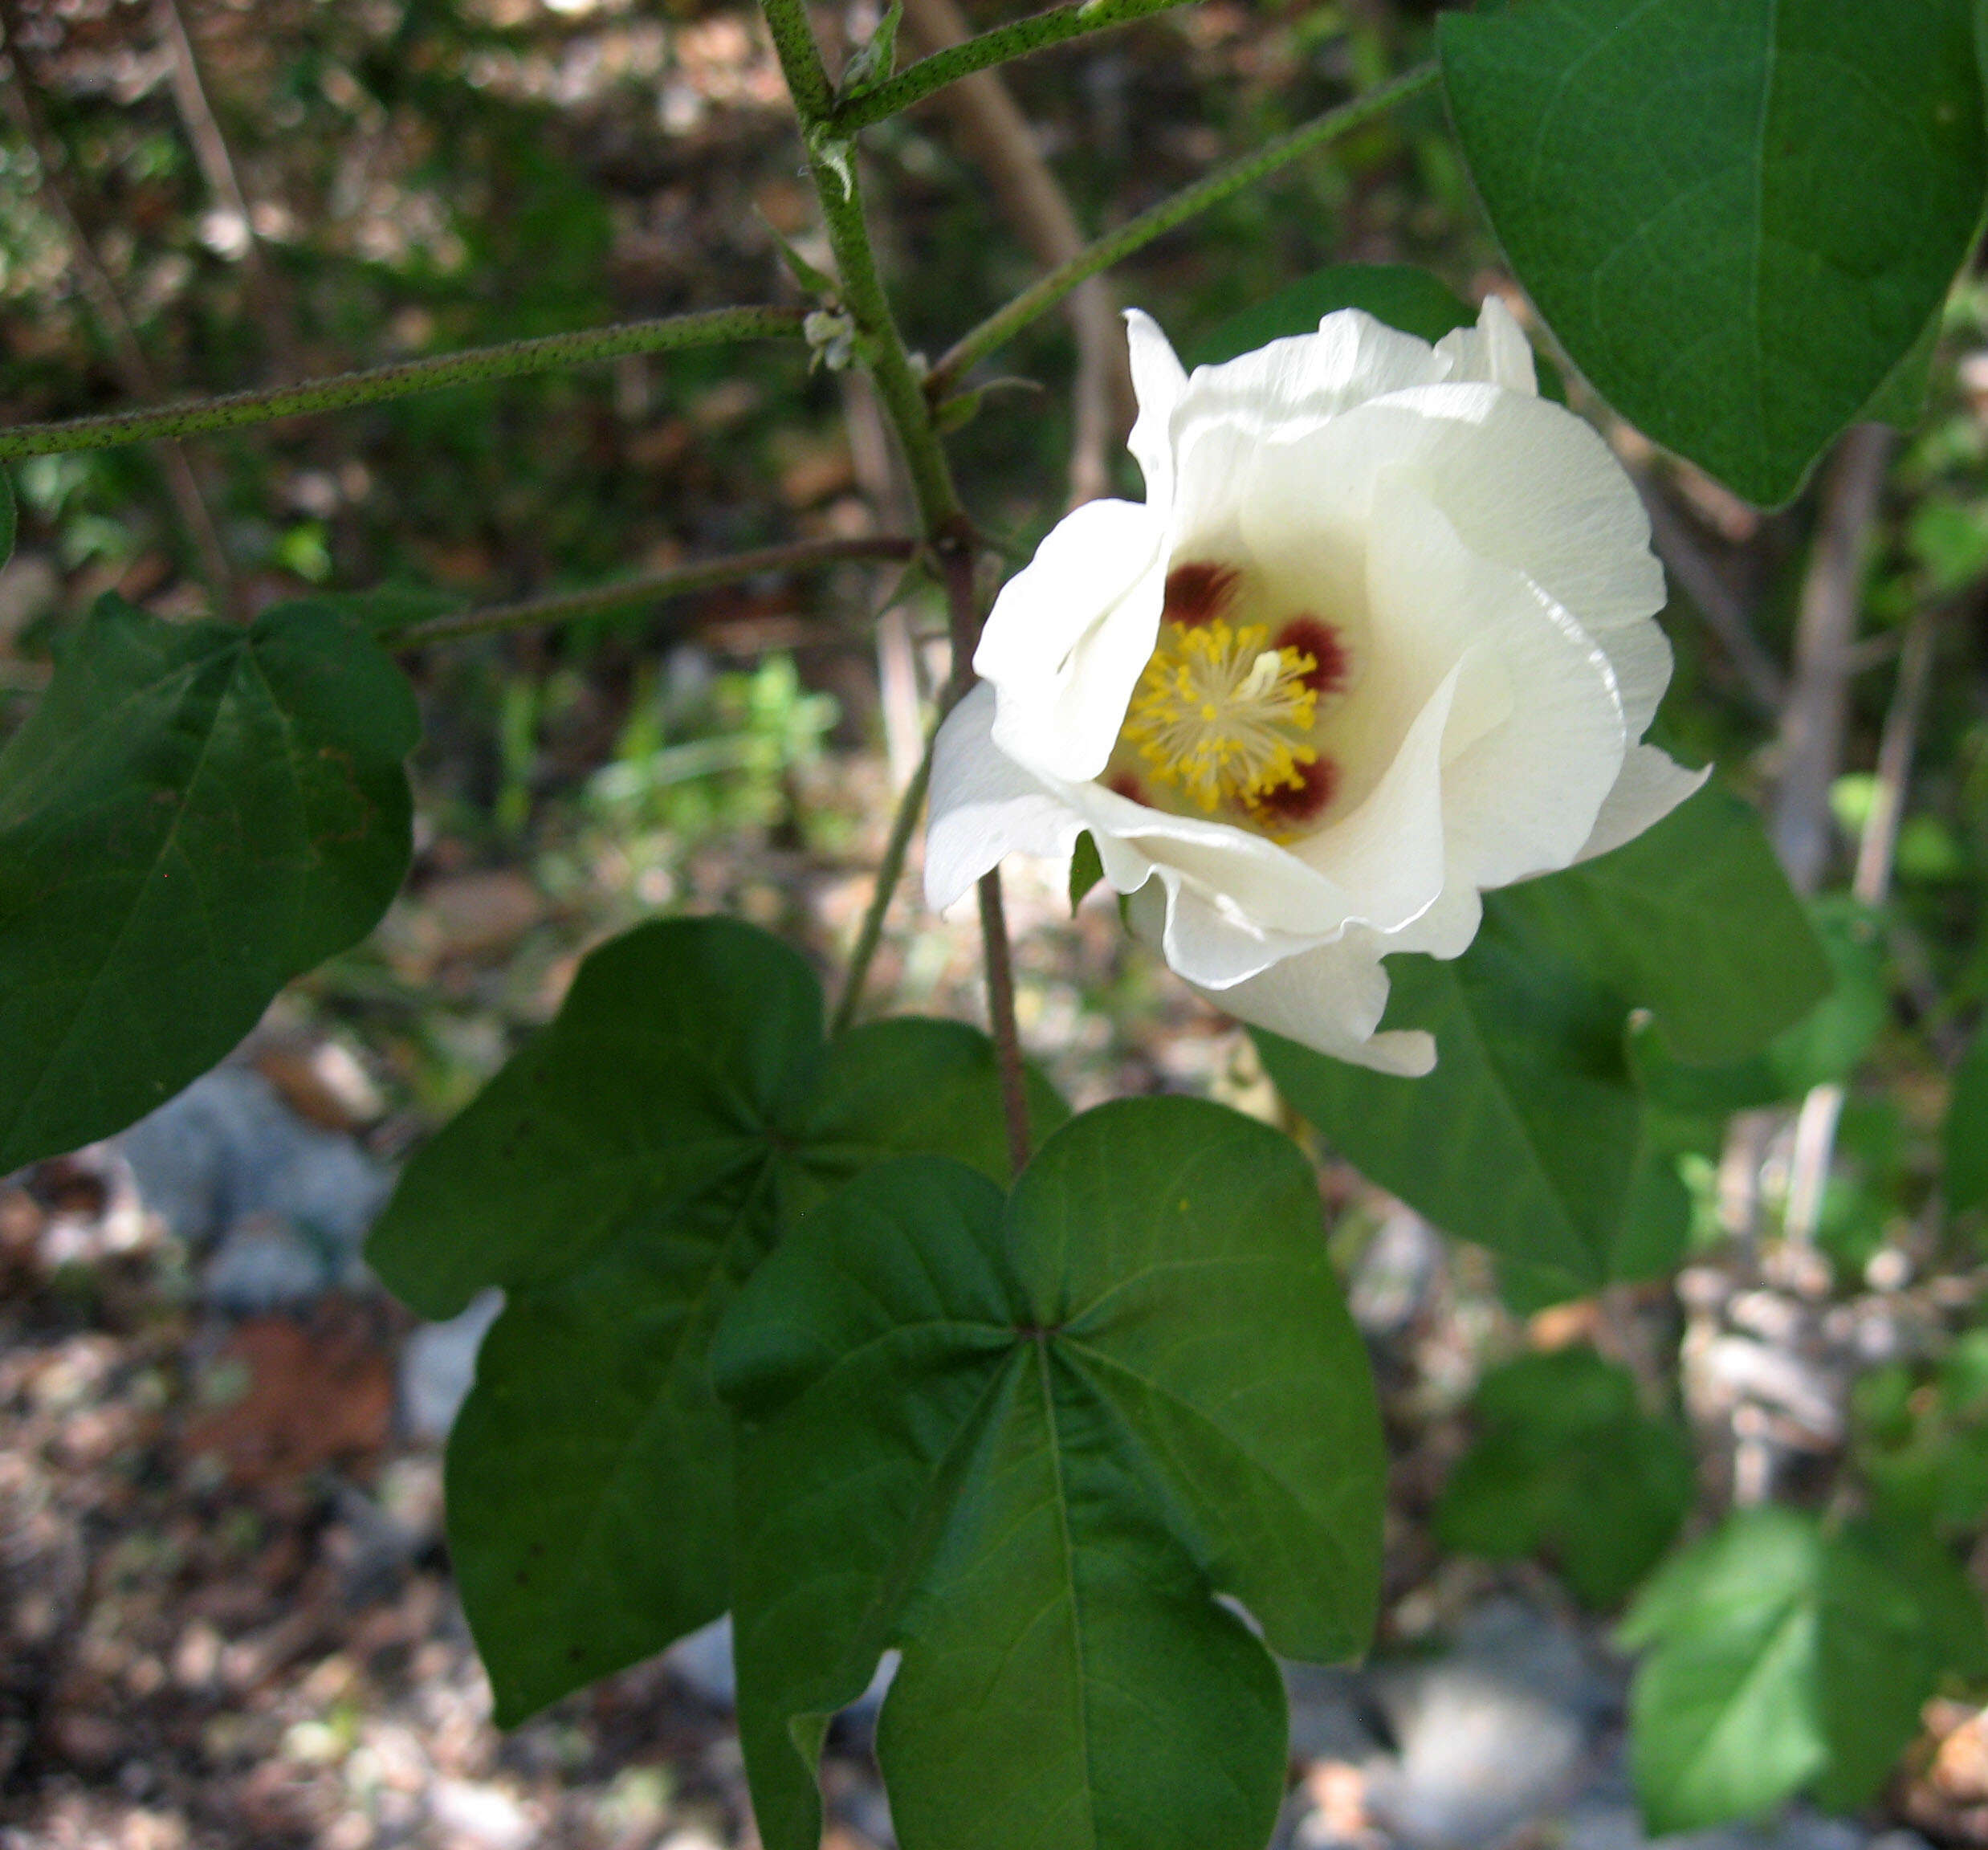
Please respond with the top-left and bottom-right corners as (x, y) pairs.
(1770, 425), (1895, 895)
(0, 7), (236, 607)
(390, 537), (919, 646)
(935, 528), (1030, 1168)
(831, 728), (935, 1035)
(831, 0), (1202, 132)
(898, 0), (1133, 506)
(0, 308), (809, 459)
(1636, 476), (1786, 716)
(925, 62), (1438, 399)
(151, 0), (295, 376)
(1782, 607), (1937, 1249)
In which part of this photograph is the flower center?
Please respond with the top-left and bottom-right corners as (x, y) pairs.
(1121, 615), (1321, 813)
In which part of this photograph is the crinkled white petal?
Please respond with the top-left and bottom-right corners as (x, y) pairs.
(1240, 386), (1666, 744)
(1360, 481), (1627, 890)
(1169, 310), (1457, 453)
(1124, 308), (1187, 509)
(925, 683), (1082, 910)
(1578, 744), (1710, 863)
(1047, 776), (1358, 939)
(1290, 654), (1470, 931)
(1175, 919), (1436, 1077)
(1434, 295), (1538, 394)
(974, 497), (1168, 784)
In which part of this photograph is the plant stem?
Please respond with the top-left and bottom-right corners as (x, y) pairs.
(926, 61), (1438, 399)
(0, 307), (808, 459)
(977, 870), (1031, 1176)
(938, 524), (1029, 1170)
(830, 729), (935, 1036)
(760, 0), (1025, 1159)
(760, 0), (962, 528)
(390, 537), (919, 647)
(832, 0), (1202, 132)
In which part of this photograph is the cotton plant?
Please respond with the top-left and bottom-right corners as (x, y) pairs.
(0, 2), (1983, 1848)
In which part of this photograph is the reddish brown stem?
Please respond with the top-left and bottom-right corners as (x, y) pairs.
(938, 522), (1031, 1172)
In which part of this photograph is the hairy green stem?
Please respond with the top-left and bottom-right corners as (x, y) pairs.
(831, 731), (935, 1036)
(760, 0), (962, 528)
(390, 537), (919, 646)
(926, 61), (1438, 398)
(831, 0), (1203, 132)
(0, 307), (808, 459)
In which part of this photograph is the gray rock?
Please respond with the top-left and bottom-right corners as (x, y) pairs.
(398, 1290), (505, 1444)
(202, 1212), (356, 1314)
(1285, 1663), (1386, 1764)
(117, 1066), (392, 1262)
(1350, 1206), (1444, 1337)
(1364, 1661), (1585, 1849)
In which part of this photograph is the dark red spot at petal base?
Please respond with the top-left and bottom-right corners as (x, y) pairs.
(1249, 755), (1337, 829)
(1277, 615), (1350, 696)
(1163, 560), (1240, 628)
(1106, 770), (1147, 805)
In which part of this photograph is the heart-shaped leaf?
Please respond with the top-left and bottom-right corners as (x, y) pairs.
(0, 593), (417, 1172)
(1440, 0), (1986, 505)
(1620, 1508), (1986, 1829)
(1257, 785), (1828, 1293)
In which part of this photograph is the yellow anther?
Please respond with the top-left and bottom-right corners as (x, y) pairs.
(1119, 617), (1321, 813)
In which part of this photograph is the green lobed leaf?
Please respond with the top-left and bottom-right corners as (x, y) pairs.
(1440, 0), (1986, 507)
(1258, 785), (1827, 1294)
(0, 593), (417, 1173)
(1619, 1507), (1985, 1831)
(714, 1098), (1385, 1850)
(1436, 1347), (1693, 1608)
(365, 916), (1068, 1723)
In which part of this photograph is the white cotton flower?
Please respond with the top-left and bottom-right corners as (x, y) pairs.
(924, 298), (1706, 1075)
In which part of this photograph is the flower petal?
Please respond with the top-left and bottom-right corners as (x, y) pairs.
(1124, 308), (1188, 508)
(1187, 926), (1436, 1077)
(1577, 744), (1710, 863)
(1172, 309), (1456, 448)
(1240, 385), (1667, 738)
(974, 498), (1169, 784)
(925, 683), (1082, 910)
(1289, 652), (1470, 934)
(1433, 295), (1538, 394)
(1361, 481), (1629, 890)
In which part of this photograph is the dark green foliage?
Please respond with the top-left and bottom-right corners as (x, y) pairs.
(0, 593), (417, 1172)
(1440, 0), (1986, 504)
(1945, 1022), (1988, 1211)
(1258, 787), (1828, 1294)
(715, 1098), (1385, 1850)
(1619, 1507), (1986, 1830)
(1437, 1346), (1693, 1606)
(365, 917), (1068, 1723)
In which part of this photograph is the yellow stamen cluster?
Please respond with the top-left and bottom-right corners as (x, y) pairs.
(1121, 619), (1319, 812)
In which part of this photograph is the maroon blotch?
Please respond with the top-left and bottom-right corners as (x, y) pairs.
(1249, 754), (1337, 828)
(1163, 560), (1240, 628)
(1277, 615), (1350, 696)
